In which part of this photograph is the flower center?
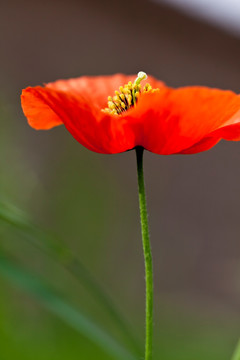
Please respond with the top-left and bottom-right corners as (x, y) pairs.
(102, 71), (159, 115)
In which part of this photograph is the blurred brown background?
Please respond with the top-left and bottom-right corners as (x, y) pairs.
(1, 0), (240, 359)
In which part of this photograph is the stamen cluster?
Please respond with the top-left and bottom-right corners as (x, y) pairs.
(102, 79), (159, 116)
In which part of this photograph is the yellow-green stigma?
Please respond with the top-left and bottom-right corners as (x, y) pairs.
(102, 71), (159, 115)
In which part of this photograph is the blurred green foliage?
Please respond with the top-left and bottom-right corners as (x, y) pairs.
(232, 340), (240, 360)
(0, 255), (136, 360)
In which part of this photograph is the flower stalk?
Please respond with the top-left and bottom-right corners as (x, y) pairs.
(136, 146), (153, 360)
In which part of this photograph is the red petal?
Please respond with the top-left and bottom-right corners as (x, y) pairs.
(47, 74), (164, 109)
(21, 74), (165, 153)
(21, 74), (164, 131)
(21, 85), (138, 153)
(179, 137), (221, 154)
(124, 87), (240, 154)
(21, 87), (63, 130)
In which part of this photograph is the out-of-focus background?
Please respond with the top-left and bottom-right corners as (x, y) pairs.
(1, 0), (240, 359)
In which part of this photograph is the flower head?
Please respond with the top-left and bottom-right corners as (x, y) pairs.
(21, 72), (240, 154)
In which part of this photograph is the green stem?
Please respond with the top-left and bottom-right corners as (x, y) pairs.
(136, 146), (153, 360)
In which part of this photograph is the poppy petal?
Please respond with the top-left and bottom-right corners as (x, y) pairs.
(180, 114), (240, 154)
(21, 85), (138, 153)
(47, 74), (165, 109)
(179, 137), (221, 154)
(124, 87), (240, 154)
(21, 87), (63, 130)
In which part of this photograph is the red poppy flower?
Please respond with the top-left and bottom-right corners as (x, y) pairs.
(21, 72), (240, 155)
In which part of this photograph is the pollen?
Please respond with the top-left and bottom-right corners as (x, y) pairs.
(102, 71), (159, 115)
